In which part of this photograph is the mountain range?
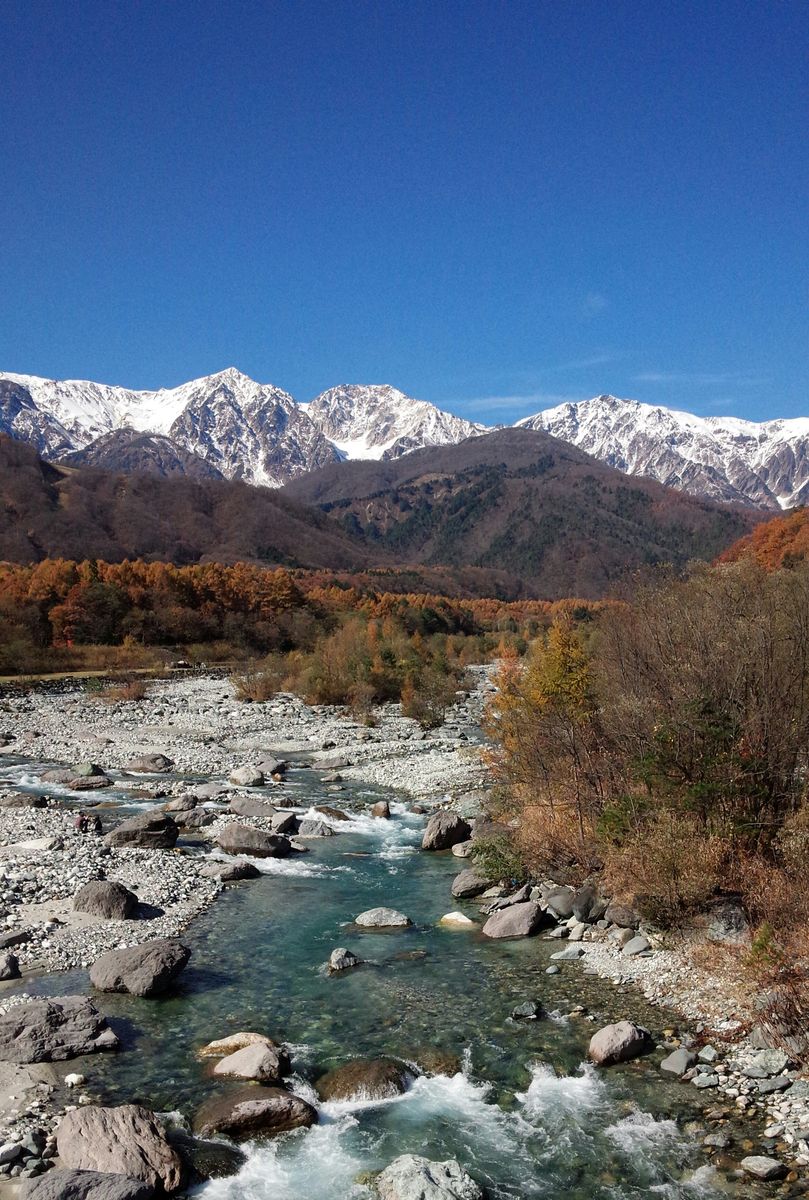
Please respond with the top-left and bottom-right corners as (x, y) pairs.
(1, 368), (806, 510)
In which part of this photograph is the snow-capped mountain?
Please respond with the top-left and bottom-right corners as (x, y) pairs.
(0, 369), (482, 485)
(304, 384), (484, 460)
(519, 395), (809, 511)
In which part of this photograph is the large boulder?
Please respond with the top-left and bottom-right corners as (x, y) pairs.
(375, 1154), (483, 1200)
(228, 766), (265, 788)
(125, 754), (174, 773)
(197, 1032), (274, 1058)
(212, 1041), (289, 1083)
(0, 952), (20, 980)
(482, 902), (548, 939)
(105, 812), (178, 850)
(74, 881), (138, 920)
(0, 996), (118, 1063)
(371, 801), (391, 819)
(56, 1105), (183, 1193)
(588, 1021), (653, 1066)
(229, 796), (277, 820)
(316, 1057), (411, 1102)
(20, 1171), (155, 1200)
(545, 886), (575, 919)
(216, 824), (290, 858)
(355, 908), (412, 928)
(297, 819), (337, 837)
(271, 812), (299, 834)
(200, 860), (260, 882)
(90, 939), (190, 997)
(421, 812), (472, 852)
(740, 1156), (787, 1181)
(603, 902), (640, 929)
(193, 1086), (316, 1140)
(450, 870), (490, 899)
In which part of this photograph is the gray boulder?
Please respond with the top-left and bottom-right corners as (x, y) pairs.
(21, 1171), (154, 1200)
(125, 754), (174, 773)
(56, 1105), (183, 1193)
(371, 800), (391, 818)
(216, 824), (291, 858)
(297, 819), (337, 837)
(74, 881), (138, 921)
(355, 908), (412, 928)
(228, 766), (265, 788)
(482, 902), (547, 939)
(740, 1156), (787, 1181)
(71, 763), (106, 778)
(193, 1086), (316, 1140)
(545, 886), (575, 919)
(450, 870), (490, 899)
(230, 796), (277, 820)
(660, 1048), (697, 1075)
(105, 812), (177, 850)
(0, 952), (20, 980)
(270, 812), (299, 834)
(704, 897), (751, 946)
(177, 808), (214, 829)
(316, 1057), (411, 1102)
(212, 1041), (289, 1083)
(550, 945), (585, 961)
(90, 939), (190, 997)
(328, 947), (362, 973)
(0, 996), (118, 1063)
(257, 757), (288, 776)
(421, 812), (472, 851)
(200, 860), (260, 882)
(589, 1021), (652, 1066)
(604, 902), (640, 929)
(622, 935), (651, 956)
(375, 1154), (483, 1200)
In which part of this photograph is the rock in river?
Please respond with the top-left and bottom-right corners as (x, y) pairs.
(328, 947), (362, 973)
(230, 796), (278, 820)
(0, 996), (118, 1063)
(216, 824), (291, 858)
(450, 869), (490, 899)
(20, 1170), (155, 1199)
(481, 902), (548, 940)
(212, 1041), (290, 1083)
(740, 1155), (787, 1181)
(229, 766), (265, 788)
(56, 1105), (183, 1193)
(355, 908), (412, 928)
(126, 753), (174, 773)
(0, 952), (20, 980)
(588, 1021), (653, 1066)
(200, 859), (261, 882)
(105, 812), (178, 850)
(73, 880), (139, 920)
(375, 1154), (483, 1200)
(316, 1057), (412, 1102)
(193, 1086), (317, 1140)
(421, 812), (472, 852)
(197, 1032), (275, 1058)
(90, 938), (190, 997)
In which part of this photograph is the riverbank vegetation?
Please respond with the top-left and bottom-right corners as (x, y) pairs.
(484, 556), (809, 1050)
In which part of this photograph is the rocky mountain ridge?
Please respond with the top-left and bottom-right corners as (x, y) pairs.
(1, 370), (806, 507)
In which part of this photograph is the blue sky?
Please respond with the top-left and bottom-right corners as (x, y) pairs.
(2, 0), (807, 423)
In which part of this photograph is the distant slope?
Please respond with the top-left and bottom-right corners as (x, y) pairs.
(718, 507), (809, 569)
(284, 427), (760, 598)
(0, 436), (373, 569)
(61, 428), (224, 479)
(520, 395), (809, 511)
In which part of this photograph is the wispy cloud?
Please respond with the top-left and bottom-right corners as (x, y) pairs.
(634, 370), (764, 387)
(457, 391), (585, 416)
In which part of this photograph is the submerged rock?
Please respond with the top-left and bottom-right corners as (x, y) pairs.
(660, 1048), (697, 1075)
(316, 1057), (412, 1102)
(588, 1021), (653, 1066)
(193, 1086), (316, 1140)
(375, 1154), (483, 1200)
(90, 938), (190, 997)
(0, 996), (118, 1063)
(56, 1105), (183, 1193)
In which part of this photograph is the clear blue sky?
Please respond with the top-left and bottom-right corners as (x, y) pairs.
(2, 0), (807, 422)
